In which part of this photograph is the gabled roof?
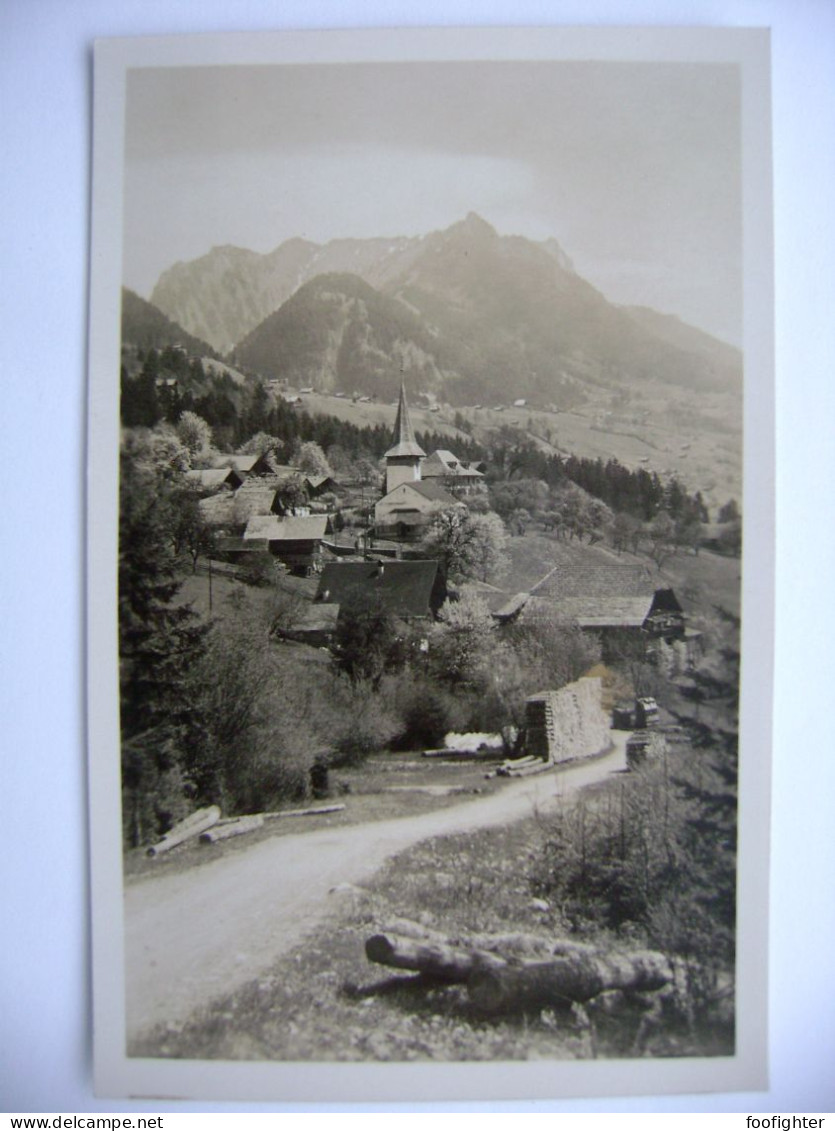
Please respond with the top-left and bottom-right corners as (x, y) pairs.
(315, 559), (442, 618)
(185, 468), (239, 490)
(198, 492), (236, 525)
(209, 453), (261, 473)
(531, 563), (656, 601)
(380, 480), (461, 507)
(423, 449), (460, 471)
(304, 474), (338, 492)
(243, 514), (329, 542)
(384, 382), (425, 460)
(421, 450), (484, 480)
(505, 592), (657, 630)
(197, 484), (278, 526)
(281, 603), (340, 637)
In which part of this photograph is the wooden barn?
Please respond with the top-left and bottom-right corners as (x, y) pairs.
(419, 450), (486, 497)
(495, 564), (689, 662)
(185, 466), (244, 492)
(242, 514), (332, 575)
(315, 559), (447, 621)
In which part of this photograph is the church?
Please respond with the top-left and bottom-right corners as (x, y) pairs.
(373, 383), (464, 541)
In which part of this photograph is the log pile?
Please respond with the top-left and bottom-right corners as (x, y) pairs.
(362, 919), (672, 1020)
(145, 802), (345, 856)
(486, 754), (552, 779)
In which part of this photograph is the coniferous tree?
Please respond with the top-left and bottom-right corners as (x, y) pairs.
(118, 438), (207, 846)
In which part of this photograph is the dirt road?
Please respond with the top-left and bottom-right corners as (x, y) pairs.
(124, 738), (627, 1041)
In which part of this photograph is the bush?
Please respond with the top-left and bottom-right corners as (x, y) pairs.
(325, 674), (402, 765)
(529, 729), (737, 1022)
(392, 675), (468, 749)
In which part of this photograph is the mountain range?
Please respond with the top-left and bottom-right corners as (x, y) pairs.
(138, 213), (741, 412)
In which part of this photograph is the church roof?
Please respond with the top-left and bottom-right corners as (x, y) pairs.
(385, 382), (425, 460)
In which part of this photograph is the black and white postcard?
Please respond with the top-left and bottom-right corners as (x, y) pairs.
(87, 25), (774, 1102)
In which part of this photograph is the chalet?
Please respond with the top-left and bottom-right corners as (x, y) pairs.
(242, 514), (331, 575)
(315, 559), (447, 621)
(209, 451), (277, 478)
(303, 474), (341, 499)
(199, 482), (281, 530)
(420, 450), (485, 497)
(185, 467), (243, 493)
(495, 563), (690, 662)
(275, 603), (340, 647)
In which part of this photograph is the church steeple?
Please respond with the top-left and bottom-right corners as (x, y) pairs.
(384, 382), (425, 493)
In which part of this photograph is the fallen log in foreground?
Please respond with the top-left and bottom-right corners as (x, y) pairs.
(468, 950), (673, 1014)
(365, 932), (506, 983)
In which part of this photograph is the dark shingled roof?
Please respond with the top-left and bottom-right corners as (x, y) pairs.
(209, 453), (261, 473)
(243, 515), (329, 542)
(498, 578), (684, 632)
(531, 563), (656, 601)
(315, 559), (442, 619)
(503, 593), (657, 630)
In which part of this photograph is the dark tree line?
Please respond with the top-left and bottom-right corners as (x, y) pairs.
(123, 352), (711, 525)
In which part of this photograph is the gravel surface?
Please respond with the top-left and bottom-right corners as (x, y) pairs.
(125, 736), (627, 1041)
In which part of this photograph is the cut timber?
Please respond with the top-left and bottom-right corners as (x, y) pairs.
(498, 760), (552, 778)
(199, 814), (264, 843)
(365, 932), (506, 983)
(262, 804), (346, 820)
(468, 950), (673, 1014)
(146, 806), (221, 856)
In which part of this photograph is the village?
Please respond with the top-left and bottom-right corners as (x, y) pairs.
(184, 380), (699, 670)
(119, 347), (741, 1060)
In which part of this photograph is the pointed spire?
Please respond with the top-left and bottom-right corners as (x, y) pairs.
(385, 381), (425, 459)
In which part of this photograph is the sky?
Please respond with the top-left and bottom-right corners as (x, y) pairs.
(124, 59), (742, 346)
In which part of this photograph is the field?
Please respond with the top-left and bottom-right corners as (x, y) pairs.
(294, 383), (742, 515)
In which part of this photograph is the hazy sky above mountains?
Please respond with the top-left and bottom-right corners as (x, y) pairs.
(124, 59), (742, 346)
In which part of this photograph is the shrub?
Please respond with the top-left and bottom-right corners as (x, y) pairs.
(529, 729), (737, 1022)
(392, 675), (468, 749)
(324, 674), (402, 765)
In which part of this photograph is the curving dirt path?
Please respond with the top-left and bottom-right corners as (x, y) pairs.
(124, 737), (627, 1041)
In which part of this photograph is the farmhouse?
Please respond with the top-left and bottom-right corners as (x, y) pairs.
(495, 563), (690, 661)
(275, 602), (340, 647)
(209, 451), (276, 478)
(185, 466), (244, 492)
(242, 514), (331, 575)
(198, 482), (282, 530)
(420, 450), (485, 497)
(315, 559), (447, 621)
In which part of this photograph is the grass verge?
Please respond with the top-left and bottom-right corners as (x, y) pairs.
(130, 796), (732, 1063)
